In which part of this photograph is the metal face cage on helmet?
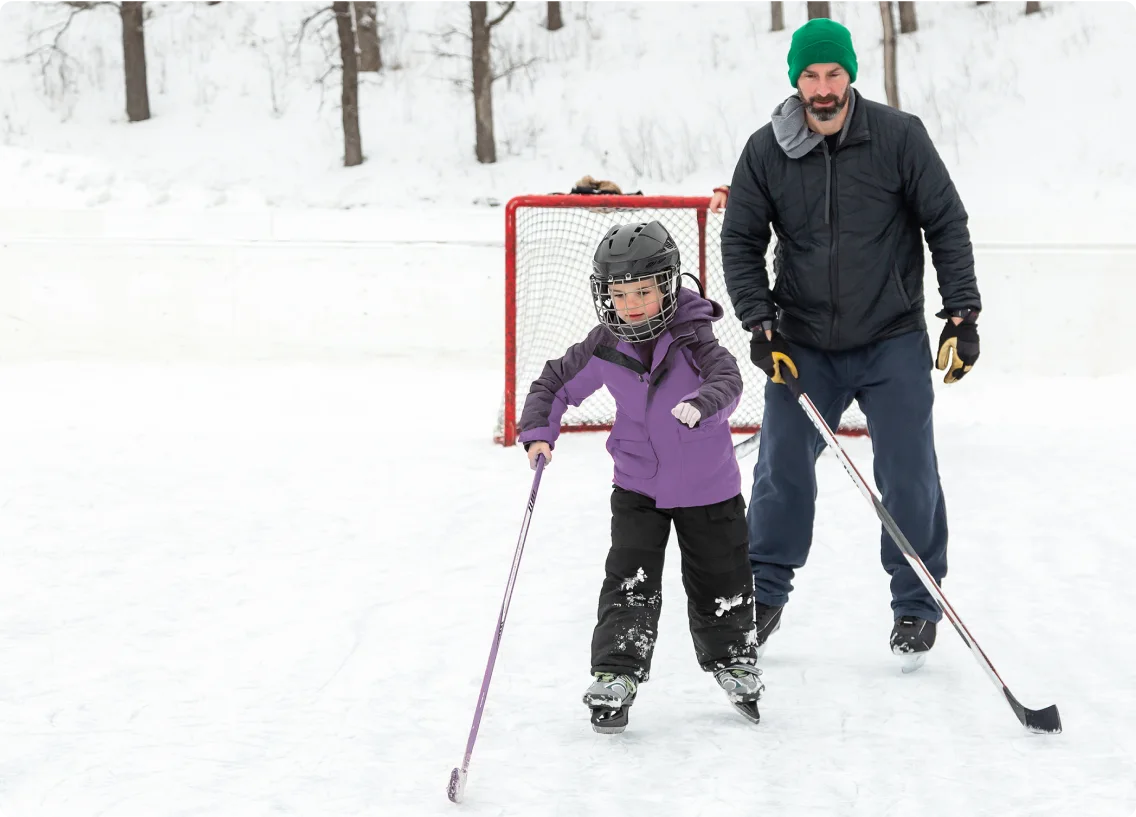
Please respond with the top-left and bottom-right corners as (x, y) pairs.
(590, 221), (682, 342)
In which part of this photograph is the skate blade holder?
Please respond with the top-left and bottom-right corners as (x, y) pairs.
(590, 706), (630, 734)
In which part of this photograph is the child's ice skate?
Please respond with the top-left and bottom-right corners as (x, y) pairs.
(714, 664), (764, 724)
(582, 672), (637, 734)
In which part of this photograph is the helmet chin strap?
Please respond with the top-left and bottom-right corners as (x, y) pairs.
(681, 272), (705, 298)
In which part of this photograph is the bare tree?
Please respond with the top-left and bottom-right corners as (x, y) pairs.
(807, 2), (831, 19)
(771, 1), (784, 31)
(470, 2), (517, 164)
(898, 1), (917, 33)
(546, 1), (563, 31)
(353, 1), (381, 71)
(333, 1), (363, 165)
(880, 1), (900, 109)
(29, 2), (152, 121)
(1025, 1), (1041, 13)
(119, 2), (150, 121)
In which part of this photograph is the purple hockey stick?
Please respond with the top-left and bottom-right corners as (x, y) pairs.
(447, 454), (546, 804)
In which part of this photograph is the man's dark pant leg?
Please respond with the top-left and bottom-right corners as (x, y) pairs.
(591, 487), (672, 681)
(672, 494), (758, 671)
(748, 345), (852, 607)
(855, 331), (948, 623)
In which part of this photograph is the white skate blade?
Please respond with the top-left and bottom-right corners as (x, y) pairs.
(897, 652), (928, 674)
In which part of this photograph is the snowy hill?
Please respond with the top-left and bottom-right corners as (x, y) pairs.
(0, 1), (1134, 242)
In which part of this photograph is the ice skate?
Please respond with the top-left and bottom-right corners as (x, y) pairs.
(753, 602), (784, 659)
(714, 664), (764, 724)
(582, 672), (637, 734)
(891, 616), (937, 673)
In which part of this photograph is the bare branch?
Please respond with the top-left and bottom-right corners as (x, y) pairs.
(486, 1), (515, 29)
(293, 5), (336, 60)
(437, 24), (472, 43)
(63, 1), (119, 9)
(492, 55), (537, 83)
(297, 5), (334, 43)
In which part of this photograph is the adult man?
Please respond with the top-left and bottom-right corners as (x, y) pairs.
(720, 18), (982, 671)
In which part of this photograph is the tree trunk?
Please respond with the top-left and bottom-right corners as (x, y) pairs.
(354, 1), (381, 72)
(471, 2), (496, 164)
(898, 1), (917, 33)
(546, 1), (563, 31)
(770, 1), (784, 31)
(880, 1), (900, 109)
(334, 1), (363, 166)
(1025, 1), (1041, 13)
(120, 2), (150, 122)
(806, 2), (831, 19)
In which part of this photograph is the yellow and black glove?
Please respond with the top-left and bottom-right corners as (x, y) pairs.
(935, 310), (980, 384)
(750, 323), (799, 385)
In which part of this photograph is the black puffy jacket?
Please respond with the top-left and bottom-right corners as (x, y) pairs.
(721, 90), (982, 352)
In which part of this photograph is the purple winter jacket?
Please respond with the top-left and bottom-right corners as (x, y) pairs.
(518, 288), (742, 509)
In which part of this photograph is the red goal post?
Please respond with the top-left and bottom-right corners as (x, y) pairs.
(496, 194), (866, 446)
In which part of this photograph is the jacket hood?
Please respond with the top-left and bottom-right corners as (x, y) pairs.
(671, 285), (724, 328)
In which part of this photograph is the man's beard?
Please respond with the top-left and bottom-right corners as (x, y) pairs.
(803, 88), (850, 121)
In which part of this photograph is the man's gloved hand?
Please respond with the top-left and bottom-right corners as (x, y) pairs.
(935, 310), (980, 384)
(750, 323), (799, 385)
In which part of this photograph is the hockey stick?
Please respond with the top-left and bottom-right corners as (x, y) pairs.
(778, 371), (1062, 734)
(448, 454), (547, 804)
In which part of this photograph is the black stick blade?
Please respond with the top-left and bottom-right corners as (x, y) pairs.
(1005, 688), (1062, 734)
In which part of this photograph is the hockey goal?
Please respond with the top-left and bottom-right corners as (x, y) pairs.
(495, 194), (867, 446)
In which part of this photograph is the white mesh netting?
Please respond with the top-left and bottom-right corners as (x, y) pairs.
(496, 198), (867, 445)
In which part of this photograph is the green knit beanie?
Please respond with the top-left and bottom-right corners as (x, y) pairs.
(787, 18), (858, 87)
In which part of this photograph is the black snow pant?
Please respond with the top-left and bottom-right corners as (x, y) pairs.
(590, 486), (759, 682)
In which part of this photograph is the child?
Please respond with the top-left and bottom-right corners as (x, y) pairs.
(518, 220), (762, 734)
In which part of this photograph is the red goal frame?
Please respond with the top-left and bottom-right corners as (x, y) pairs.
(499, 194), (743, 446)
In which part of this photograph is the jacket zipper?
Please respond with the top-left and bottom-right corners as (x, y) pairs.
(827, 144), (840, 348)
(642, 333), (694, 475)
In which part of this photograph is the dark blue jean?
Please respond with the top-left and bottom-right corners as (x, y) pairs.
(748, 330), (947, 622)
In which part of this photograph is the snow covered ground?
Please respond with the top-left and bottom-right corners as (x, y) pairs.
(0, 228), (1134, 816)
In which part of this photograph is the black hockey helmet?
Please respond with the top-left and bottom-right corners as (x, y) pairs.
(590, 220), (681, 341)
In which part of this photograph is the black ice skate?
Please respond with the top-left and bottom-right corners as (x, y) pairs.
(582, 673), (637, 734)
(890, 616), (937, 673)
(754, 602), (784, 659)
(714, 665), (764, 724)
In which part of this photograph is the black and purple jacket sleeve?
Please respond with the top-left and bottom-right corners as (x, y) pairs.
(679, 324), (742, 428)
(518, 326), (608, 447)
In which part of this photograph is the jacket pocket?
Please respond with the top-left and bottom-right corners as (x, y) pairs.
(890, 262), (913, 311)
(610, 439), (659, 480)
(678, 418), (715, 439)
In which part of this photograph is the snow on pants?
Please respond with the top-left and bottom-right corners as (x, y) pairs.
(748, 329), (948, 623)
(591, 486), (758, 682)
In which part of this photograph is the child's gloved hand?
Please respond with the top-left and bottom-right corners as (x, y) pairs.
(524, 441), (551, 469)
(671, 402), (701, 429)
